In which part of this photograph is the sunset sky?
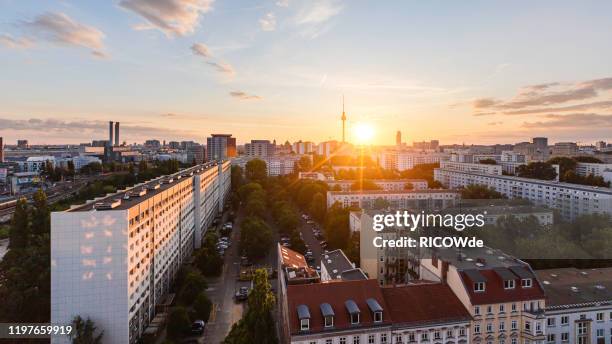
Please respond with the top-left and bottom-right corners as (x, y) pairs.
(1, 0), (611, 145)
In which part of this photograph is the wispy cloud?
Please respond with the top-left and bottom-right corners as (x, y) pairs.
(503, 100), (612, 115)
(276, 0), (290, 7)
(0, 34), (33, 49)
(296, 0), (343, 24)
(119, 0), (214, 37)
(190, 42), (211, 58)
(521, 113), (612, 129)
(20, 12), (107, 57)
(259, 12), (276, 31)
(207, 61), (235, 75)
(229, 91), (262, 100)
(472, 112), (496, 117)
(487, 121), (503, 126)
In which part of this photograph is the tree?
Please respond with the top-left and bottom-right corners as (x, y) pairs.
(372, 197), (390, 210)
(324, 204), (351, 250)
(69, 316), (104, 344)
(193, 291), (212, 322)
(240, 217), (273, 260)
(350, 179), (381, 191)
(308, 192), (326, 222)
(547, 157), (577, 178)
(167, 307), (191, 339)
(479, 158), (497, 165)
(231, 165), (244, 191)
(572, 156), (602, 163)
(295, 156), (313, 173)
(289, 230), (307, 254)
(9, 198), (29, 249)
(223, 269), (277, 344)
(31, 189), (50, 235)
(460, 184), (505, 199)
(516, 162), (557, 180)
(179, 271), (208, 305)
(245, 159), (267, 183)
(238, 183), (264, 201)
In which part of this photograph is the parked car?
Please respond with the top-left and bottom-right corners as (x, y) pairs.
(191, 320), (205, 335)
(235, 286), (249, 301)
(320, 241), (328, 248)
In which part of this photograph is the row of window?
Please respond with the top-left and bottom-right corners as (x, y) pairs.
(473, 277), (532, 293)
(547, 312), (612, 327)
(305, 328), (468, 344)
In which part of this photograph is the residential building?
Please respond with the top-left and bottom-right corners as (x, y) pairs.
(326, 189), (460, 209)
(434, 168), (612, 220)
(232, 155), (307, 176)
(298, 172), (335, 181)
(17, 139), (29, 149)
(207, 134), (237, 161)
(440, 160), (503, 175)
(320, 249), (366, 282)
(317, 140), (339, 157)
(552, 142), (579, 157)
(292, 141), (315, 155)
(245, 140), (276, 157)
(535, 268), (612, 344)
(575, 163), (612, 184)
(378, 150), (449, 171)
(19, 156), (56, 172)
(420, 247), (547, 344)
(326, 179), (428, 192)
(50, 161), (231, 344)
(186, 144), (205, 165)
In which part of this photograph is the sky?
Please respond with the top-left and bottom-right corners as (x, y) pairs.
(1, 0), (611, 146)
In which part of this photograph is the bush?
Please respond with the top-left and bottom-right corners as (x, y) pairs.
(167, 307), (191, 339)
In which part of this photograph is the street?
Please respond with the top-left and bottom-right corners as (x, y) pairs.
(295, 214), (325, 269)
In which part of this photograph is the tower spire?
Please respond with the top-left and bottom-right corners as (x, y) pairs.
(341, 95), (346, 143)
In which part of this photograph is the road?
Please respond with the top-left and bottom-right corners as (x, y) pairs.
(201, 213), (249, 343)
(294, 213), (325, 269)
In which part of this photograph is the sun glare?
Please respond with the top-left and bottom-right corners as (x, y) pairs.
(354, 122), (375, 144)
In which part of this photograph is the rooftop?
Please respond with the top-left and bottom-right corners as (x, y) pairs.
(321, 249), (355, 278)
(67, 162), (222, 212)
(535, 268), (612, 309)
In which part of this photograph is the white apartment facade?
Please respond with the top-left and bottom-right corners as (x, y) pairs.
(326, 190), (460, 209)
(440, 161), (503, 175)
(434, 169), (612, 220)
(378, 150), (449, 171)
(232, 155), (308, 176)
(326, 179), (428, 192)
(576, 163), (612, 184)
(51, 161), (231, 344)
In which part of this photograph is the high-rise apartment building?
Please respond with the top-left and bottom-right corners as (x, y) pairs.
(114, 122), (120, 146)
(108, 121), (114, 147)
(551, 142), (579, 157)
(17, 139), (29, 149)
(292, 140), (315, 155)
(244, 140), (275, 157)
(0, 137), (3, 162)
(207, 134), (237, 161)
(50, 161), (231, 344)
(317, 140), (338, 157)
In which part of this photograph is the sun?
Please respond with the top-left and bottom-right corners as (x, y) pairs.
(353, 122), (375, 144)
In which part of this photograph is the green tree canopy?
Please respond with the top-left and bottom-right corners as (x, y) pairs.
(516, 162), (557, 180)
(245, 159), (268, 183)
(69, 316), (104, 344)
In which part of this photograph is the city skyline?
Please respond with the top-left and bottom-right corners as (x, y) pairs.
(1, 1), (612, 145)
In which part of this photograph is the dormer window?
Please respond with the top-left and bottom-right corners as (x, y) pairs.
(345, 300), (360, 325)
(521, 278), (532, 288)
(324, 315), (334, 327)
(474, 282), (485, 292)
(350, 312), (360, 325)
(374, 311), (383, 322)
(504, 279), (515, 289)
(367, 298), (384, 323)
(297, 304), (311, 332)
(320, 303), (335, 328)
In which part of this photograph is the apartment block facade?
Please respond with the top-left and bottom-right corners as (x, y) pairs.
(50, 161), (231, 344)
(326, 190), (460, 209)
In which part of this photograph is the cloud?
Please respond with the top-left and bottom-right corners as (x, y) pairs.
(259, 13), (276, 31)
(521, 113), (612, 129)
(487, 121), (503, 126)
(20, 12), (107, 57)
(119, 0), (214, 37)
(207, 61), (234, 75)
(472, 112), (496, 117)
(229, 91), (262, 100)
(191, 42), (211, 57)
(276, 0), (290, 7)
(474, 77), (612, 111)
(503, 100), (612, 115)
(296, 0), (343, 25)
(0, 34), (33, 49)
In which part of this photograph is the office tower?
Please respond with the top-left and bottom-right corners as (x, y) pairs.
(17, 139), (29, 149)
(244, 140), (276, 157)
(114, 122), (120, 146)
(0, 137), (3, 162)
(108, 121), (114, 147)
(51, 162), (231, 344)
(187, 144), (205, 164)
(396, 131), (401, 145)
(532, 137), (548, 150)
(206, 134), (236, 161)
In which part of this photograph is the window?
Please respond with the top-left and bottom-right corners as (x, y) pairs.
(499, 321), (505, 331)
(577, 322), (588, 335)
(340, 338), (347, 344)
(521, 278), (532, 287)
(380, 333), (387, 344)
(475, 282), (485, 292)
(561, 316), (569, 325)
(561, 332), (569, 342)
(350, 313), (360, 325)
(547, 318), (556, 327)
(487, 305), (493, 314)
(487, 323), (493, 333)
(459, 328), (466, 336)
(504, 279), (515, 289)
(597, 312), (604, 321)
(511, 320), (517, 330)
(511, 303), (517, 312)
(434, 331), (441, 340)
(511, 339), (517, 344)
(536, 321), (542, 333)
(326, 340), (333, 344)
(499, 304), (505, 313)
(475, 306), (481, 315)
(474, 324), (481, 334)
(597, 329), (604, 337)
(374, 311), (383, 322)
(353, 336), (360, 344)
(368, 334), (375, 344)
(547, 334), (555, 343)
(525, 320), (531, 332)
(300, 319), (309, 331)
(421, 333), (428, 341)
(408, 333), (415, 342)
(324, 315), (334, 327)
(446, 330), (453, 338)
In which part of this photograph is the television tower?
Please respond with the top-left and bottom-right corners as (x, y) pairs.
(341, 95), (346, 143)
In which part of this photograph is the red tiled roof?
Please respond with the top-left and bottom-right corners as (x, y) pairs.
(287, 279), (391, 335)
(461, 269), (546, 305)
(280, 245), (308, 269)
(380, 284), (471, 326)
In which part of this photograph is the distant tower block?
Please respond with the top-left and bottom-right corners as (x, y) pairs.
(114, 122), (120, 146)
(108, 121), (114, 147)
(341, 95), (347, 143)
(396, 131), (402, 145)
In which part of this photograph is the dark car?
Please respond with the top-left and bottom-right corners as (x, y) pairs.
(191, 320), (205, 335)
(235, 286), (249, 302)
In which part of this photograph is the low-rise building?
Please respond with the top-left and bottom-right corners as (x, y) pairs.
(320, 249), (366, 282)
(326, 190), (460, 209)
(440, 161), (503, 175)
(535, 268), (612, 344)
(326, 179), (428, 192)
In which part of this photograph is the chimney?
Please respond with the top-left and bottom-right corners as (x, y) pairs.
(114, 122), (120, 146)
(108, 121), (114, 146)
